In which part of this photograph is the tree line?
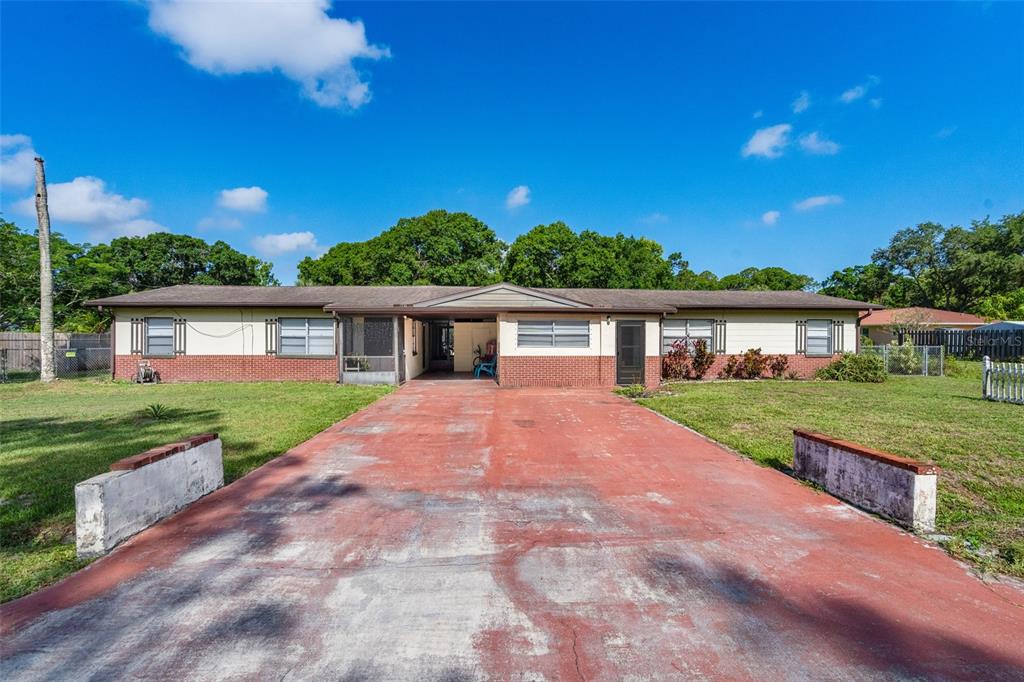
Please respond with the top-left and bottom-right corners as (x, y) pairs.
(1, 220), (276, 331)
(3, 209), (1021, 332)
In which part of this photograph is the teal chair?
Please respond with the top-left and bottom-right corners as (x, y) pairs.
(474, 355), (497, 379)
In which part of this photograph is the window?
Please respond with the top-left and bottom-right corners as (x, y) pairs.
(280, 318), (335, 356)
(662, 319), (713, 353)
(517, 320), (589, 348)
(806, 319), (832, 356)
(145, 317), (173, 356)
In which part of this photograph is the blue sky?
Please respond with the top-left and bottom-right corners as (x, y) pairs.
(2, 1), (1022, 284)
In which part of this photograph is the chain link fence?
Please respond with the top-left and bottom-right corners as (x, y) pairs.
(0, 332), (111, 382)
(859, 344), (944, 376)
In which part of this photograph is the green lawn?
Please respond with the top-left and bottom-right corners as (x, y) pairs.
(638, 371), (1024, 578)
(0, 379), (390, 603)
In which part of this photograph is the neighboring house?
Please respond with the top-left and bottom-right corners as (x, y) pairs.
(858, 306), (986, 346)
(86, 283), (879, 388)
(974, 320), (1024, 332)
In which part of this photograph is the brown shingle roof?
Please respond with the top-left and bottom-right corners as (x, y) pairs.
(86, 284), (880, 311)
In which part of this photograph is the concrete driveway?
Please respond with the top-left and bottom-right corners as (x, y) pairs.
(3, 379), (1023, 680)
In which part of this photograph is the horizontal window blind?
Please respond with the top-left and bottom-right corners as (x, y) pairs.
(517, 320), (589, 348)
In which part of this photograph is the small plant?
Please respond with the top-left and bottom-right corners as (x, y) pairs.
(887, 339), (922, 375)
(614, 384), (648, 399)
(815, 353), (887, 383)
(738, 348), (769, 379)
(145, 403), (173, 420)
(690, 339), (715, 379)
(785, 369), (801, 380)
(718, 355), (740, 379)
(768, 354), (789, 379)
(661, 339), (692, 381)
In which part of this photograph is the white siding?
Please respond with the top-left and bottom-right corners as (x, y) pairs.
(499, 314), (660, 357)
(114, 307), (333, 356)
(664, 310), (858, 355)
(431, 286), (577, 308)
(403, 317), (426, 381)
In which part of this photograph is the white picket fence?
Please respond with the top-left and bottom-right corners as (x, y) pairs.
(982, 356), (1024, 404)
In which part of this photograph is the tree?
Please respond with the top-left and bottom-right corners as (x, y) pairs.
(34, 158), (56, 382)
(871, 213), (1024, 312)
(717, 266), (814, 291)
(818, 264), (902, 303)
(299, 210), (504, 286)
(0, 223), (277, 331)
(500, 222), (579, 287)
(973, 289), (1024, 320)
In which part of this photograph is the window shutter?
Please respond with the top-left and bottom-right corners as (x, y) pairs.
(796, 320), (807, 354)
(832, 320), (844, 354)
(265, 318), (278, 355)
(174, 319), (187, 355)
(130, 318), (143, 354)
(713, 319), (726, 354)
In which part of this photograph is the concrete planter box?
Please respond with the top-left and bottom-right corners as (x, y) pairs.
(75, 434), (223, 558)
(793, 430), (939, 533)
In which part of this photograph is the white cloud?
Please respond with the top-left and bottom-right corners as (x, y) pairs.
(218, 186), (268, 212)
(798, 131), (841, 156)
(869, 97), (883, 109)
(840, 75), (880, 104)
(0, 133), (38, 188)
(12, 175), (165, 239)
(638, 212), (669, 226)
(741, 124), (791, 159)
(251, 231), (320, 256)
(15, 176), (147, 223)
(505, 185), (531, 210)
(791, 90), (811, 114)
(198, 215), (243, 230)
(147, 0), (389, 109)
(936, 125), (958, 139)
(761, 210), (781, 226)
(752, 109), (763, 119)
(794, 194), (843, 211)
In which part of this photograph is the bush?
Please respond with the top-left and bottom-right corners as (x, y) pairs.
(887, 339), (922, 375)
(768, 354), (789, 379)
(945, 356), (983, 380)
(815, 353), (887, 383)
(662, 339), (691, 380)
(691, 339), (715, 379)
(717, 348), (771, 379)
(614, 384), (648, 399)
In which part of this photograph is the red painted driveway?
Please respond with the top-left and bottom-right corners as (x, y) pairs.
(3, 379), (1023, 680)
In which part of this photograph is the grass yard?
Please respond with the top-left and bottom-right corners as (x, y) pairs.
(0, 379), (391, 603)
(639, 370), (1024, 578)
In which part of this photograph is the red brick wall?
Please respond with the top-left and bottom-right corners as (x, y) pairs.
(114, 354), (337, 383)
(498, 355), (662, 389)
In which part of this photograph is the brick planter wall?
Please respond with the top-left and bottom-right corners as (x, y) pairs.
(498, 356), (663, 389)
(658, 353), (840, 382)
(114, 354), (337, 383)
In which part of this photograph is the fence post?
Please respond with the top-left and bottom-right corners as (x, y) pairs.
(923, 347), (929, 376)
(982, 356), (992, 400)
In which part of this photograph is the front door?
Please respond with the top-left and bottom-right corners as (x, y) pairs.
(616, 321), (645, 385)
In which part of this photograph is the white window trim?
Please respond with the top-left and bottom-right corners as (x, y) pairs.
(144, 317), (174, 357)
(805, 318), (833, 357)
(662, 319), (714, 353)
(279, 317), (336, 357)
(517, 320), (590, 348)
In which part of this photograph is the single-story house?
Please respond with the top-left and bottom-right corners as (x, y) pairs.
(858, 306), (986, 346)
(974, 320), (1024, 332)
(87, 283), (880, 388)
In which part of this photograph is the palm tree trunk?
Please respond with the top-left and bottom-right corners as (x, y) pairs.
(35, 156), (55, 383)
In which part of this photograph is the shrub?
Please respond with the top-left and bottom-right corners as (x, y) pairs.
(661, 339), (691, 380)
(145, 403), (173, 420)
(614, 384), (648, 399)
(887, 339), (922, 375)
(690, 339), (715, 379)
(738, 348), (769, 379)
(815, 353), (887, 383)
(718, 355), (740, 379)
(945, 356), (983, 380)
(768, 354), (789, 379)
(785, 369), (801, 380)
